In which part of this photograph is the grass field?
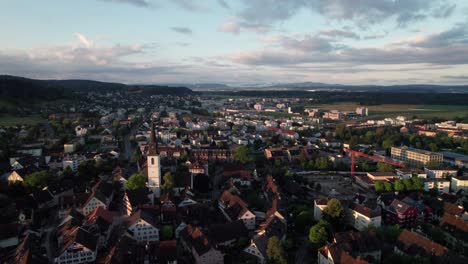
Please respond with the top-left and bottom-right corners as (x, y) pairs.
(307, 103), (468, 119)
(0, 115), (46, 127)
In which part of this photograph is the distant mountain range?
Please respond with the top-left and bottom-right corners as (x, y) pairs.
(0, 75), (194, 103)
(164, 81), (468, 93)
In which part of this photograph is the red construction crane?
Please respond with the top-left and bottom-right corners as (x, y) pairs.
(343, 148), (405, 177)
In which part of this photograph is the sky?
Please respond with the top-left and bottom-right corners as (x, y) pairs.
(1, 0), (468, 85)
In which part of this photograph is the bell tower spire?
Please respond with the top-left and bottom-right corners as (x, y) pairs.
(147, 121), (161, 199)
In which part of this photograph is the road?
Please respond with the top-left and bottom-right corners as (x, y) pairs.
(121, 121), (143, 161)
(294, 238), (309, 264)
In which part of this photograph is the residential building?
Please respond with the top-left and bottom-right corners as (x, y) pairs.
(179, 225), (224, 264)
(384, 199), (418, 227)
(451, 176), (468, 193)
(391, 146), (443, 166)
(125, 210), (160, 242)
(314, 198), (330, 221)
(395, 229), (448, 258)
(54, 227), (98, 264)
(218, 191), (256, 230)
(423, 179), (450, 193)
(346, 203), (382, 231)
(424, 167), (458, 179)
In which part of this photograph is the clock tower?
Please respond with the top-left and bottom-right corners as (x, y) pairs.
(147, 122), (161, 199)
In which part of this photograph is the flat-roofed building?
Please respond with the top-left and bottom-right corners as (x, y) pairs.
(391, 146), (443, 167)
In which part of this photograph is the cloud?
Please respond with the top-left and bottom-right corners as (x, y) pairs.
(433, 3), (456, 18)
(318, 29), (360, 40)
(99, 0), (150, 7)
(171, 27), (193, 35)
(237, 0), (451, 28)
(278, 35), (334, 52)
(442, 75), (468, 80)
(218, 17), (270, 35)
(394, 22), (468, 48)
(171, 0), (204, 11)
(218, 0), (230, 9)
(74, 33), (93, 48)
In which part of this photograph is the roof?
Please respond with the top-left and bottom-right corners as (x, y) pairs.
(207, 220), (249, 244)
(440, 213), (468, 233)
(125, 210), (158, 228)
(58, 227), (98, 256)
(334, 230), (381, 253)
(387, 199), (413, 215)
(219, 190), (250, 219)
(319, 245), (368, 264)
(349, 203), (381, 218)
(397, 229), (447, 257)
(4, 233), (48, 264)
(179, 225), (214, 256)
(443, 202), (464, 216)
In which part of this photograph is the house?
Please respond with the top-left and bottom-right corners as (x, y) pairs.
(346, 203), (382, 231)
(440, 213), (468, 244)
(54, 227), (98, 264)
(244, 211), (287, 264)
(218, 191), (256, 230)
(125, 210), (160, 242)
(179, 225), (224, 264)
(333, 231), (381, 263)
(317, 244), (368, 264)
(424, 168), (457, 179)
(423, 178), (450, 193)
(3, 233), (48, 264)
(395, 229), (448, 258)
(206, 220), (249, 247)
(451, 176), (468, 193)
(81, 181), (114, 216)
(2, 171), (24, 184)
(83, 207), (115, 248)
(384, 199), (418, 227)
(314, 198), (330, 221)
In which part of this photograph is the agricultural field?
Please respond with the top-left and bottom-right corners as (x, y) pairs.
(0, 115), (46, 127)
(308, 103), (468, 119)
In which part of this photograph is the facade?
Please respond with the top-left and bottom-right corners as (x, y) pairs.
(346, 204), (382, 231)
(314, 198), (330, 221)
(218, 191), (256, 230)
(147, 123), (161, 199)
(423, 168), (458, 179)
(391, 146), (443, 166)
(423, 179), (450, 193)
(451, 176), (468, 193)
(54, 228), (98, 264)
(384, 199), (418, 227)
(355, 107), (369, 116)
(126, 210), (159, 242)
(179, 225), (224, 264)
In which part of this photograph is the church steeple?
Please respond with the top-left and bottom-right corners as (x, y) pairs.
(148, 122), (158, 156)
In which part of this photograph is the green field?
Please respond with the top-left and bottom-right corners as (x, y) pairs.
(0, 115), (46, 127)
(308, 103), (468, 119)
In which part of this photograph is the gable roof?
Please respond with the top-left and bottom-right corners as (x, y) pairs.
(207, 220), (249, 244)
(440, 213), (468, 233)
(58, 227), (98, 256)
(397, 229), (447, 257)
(179, 225), (214, 256)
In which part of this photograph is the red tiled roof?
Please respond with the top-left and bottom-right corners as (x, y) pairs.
(397, 229), (447, 257)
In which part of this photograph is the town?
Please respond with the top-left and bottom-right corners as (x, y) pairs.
(0, 87), (467, 264)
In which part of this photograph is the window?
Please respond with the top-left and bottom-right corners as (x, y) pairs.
(151, 158), (154, 165)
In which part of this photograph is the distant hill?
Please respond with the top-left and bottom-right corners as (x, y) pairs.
(0, 75), (194, 103)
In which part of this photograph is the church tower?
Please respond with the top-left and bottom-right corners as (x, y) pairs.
(147, 122), (161, 199)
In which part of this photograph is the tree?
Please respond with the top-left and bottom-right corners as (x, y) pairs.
(161, 172), (174, 191)
(377, 162), (393, 172)
(411, 177), (424, 191)
(234, 145), (254, 164)
(126, 173), (147, 190)
(308, 221), (329, 246)
(295, 210), (314, 232)
(323, 198), (344, 223)
(132, 147), (142, 163)
(266, 236), (287, 264)
(24, 171), (51, 191)
(161, 225), (173, 240)
(382, 139), (394, 150)
(402, 179), (414, 191)
(384, 182), (393, 192)
(394, 180), (405, 192)
(316, 157), (331, 171)
(375, 181), (385, 192)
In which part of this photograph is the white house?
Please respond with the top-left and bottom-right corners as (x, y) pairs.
(451, 176), (468, 193)
(346, 203), (382, 231)
(424, 179), (450, 193)
(54, 227), (98, 264)
(125, 210), (159, 242)
(218, 191), (256, 230)
(314, 198), (330, 221)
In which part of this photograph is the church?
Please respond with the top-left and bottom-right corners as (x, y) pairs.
(147, 122), (161, 201)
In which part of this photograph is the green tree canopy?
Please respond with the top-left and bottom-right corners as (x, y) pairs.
(377, 162), (393, 172)
(309, 221), (329, 246)
(384, 182), (393, 192)
(323, 198), (344, 220)
(234, 145), (254, 164)
(126, 173), (147, 190)
(411, 177), (424, 191)
(394, 180), (405, 192)
(375, 181), (385, 192)
(266, 236), (287, 264)
(161, 171), (174, 191)
(24, 171), (52, 191)
(161, 225), (173, 240)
